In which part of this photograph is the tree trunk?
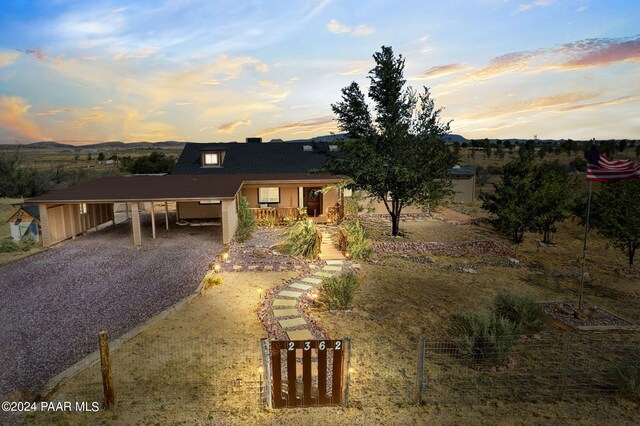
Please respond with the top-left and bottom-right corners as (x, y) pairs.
(629, 244), (636, 269)
(391, 213), (400, 236)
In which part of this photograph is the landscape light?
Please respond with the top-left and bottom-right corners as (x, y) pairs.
(258, 366), (264, 374)
(213, 264), (221, 273)
(222, 252), (229, 261)
(345, 252), (351, 259)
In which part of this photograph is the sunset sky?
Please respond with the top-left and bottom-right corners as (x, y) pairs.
(0, 0), (638, 145)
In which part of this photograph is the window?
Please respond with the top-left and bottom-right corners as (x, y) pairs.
(203, 152), (219, 166)
(343, 188), (353, 197)
(258, 187), (280, 204)
(199, 200), (221, 205)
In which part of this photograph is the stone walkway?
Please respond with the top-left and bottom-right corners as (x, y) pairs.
(258, 259), (361, 340)
(318, 225), (345, 261)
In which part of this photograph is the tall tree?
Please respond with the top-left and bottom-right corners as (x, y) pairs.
(323, 46), (459, 236)
(590, 180), (640, 267)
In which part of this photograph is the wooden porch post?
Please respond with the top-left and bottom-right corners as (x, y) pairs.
(39, 204), (51, 247)
(164, 202), (169, 230)
(131, 202), (142, 247)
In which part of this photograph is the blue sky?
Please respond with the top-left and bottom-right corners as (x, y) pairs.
(0, 0), (638, 144)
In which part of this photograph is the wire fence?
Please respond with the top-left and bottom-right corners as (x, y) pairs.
(49, 330), (639, 414)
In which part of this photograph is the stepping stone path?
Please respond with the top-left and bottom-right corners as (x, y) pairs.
(259, 258), (358, 341)
(318, 226), (346, 261)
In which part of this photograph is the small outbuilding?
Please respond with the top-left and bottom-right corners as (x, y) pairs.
(7, 204), (41, 242)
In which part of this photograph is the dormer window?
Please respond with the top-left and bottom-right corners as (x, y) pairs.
(201, 151), (223, 167)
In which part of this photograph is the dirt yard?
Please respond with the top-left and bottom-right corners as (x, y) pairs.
(20, 214), (640, 425)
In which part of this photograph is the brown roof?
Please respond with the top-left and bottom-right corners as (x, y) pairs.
(25, 173), (340, 204)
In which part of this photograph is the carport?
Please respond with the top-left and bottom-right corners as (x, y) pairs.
(25, 175), (245, 248)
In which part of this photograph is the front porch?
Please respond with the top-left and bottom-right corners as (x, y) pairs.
(248, 205), (342, 225)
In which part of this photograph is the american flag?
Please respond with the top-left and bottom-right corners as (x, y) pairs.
(586, 145), (640, 181)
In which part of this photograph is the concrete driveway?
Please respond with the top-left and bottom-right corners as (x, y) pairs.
(0, 215), (221, 400)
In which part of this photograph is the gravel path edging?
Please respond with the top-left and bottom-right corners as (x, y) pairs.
(38, 279), (207, 401)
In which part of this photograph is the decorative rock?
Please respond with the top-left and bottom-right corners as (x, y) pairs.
(247, 265), (259, 270)
(232, 265), (243, 270)
(351, 263), (362, 269)
(461, 267), (477, 274)
(558, 303), (575, 316)
(508, 258), (520, 265)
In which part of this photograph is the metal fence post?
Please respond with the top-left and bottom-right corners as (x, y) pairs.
(343, 337), (352, 408)
(559, 331), (573, 400)
(416, 336), (426, 405)
(260, 338), (273, 409)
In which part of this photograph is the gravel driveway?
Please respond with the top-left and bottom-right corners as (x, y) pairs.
(0, 214), (221, 401)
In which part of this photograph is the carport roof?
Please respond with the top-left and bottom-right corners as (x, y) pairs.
(25, 173), (340, 204)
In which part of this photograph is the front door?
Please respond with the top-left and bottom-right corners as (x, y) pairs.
(303, 187), (322, 217)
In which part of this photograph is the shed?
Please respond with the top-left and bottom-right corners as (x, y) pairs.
(7, 205), (41, 242)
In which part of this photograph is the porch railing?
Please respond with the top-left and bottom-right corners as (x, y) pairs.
(249, 207), (298, 224)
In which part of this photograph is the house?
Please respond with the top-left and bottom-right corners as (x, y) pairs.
(23, 138), (477, 249)
(6, 205), (40, 242)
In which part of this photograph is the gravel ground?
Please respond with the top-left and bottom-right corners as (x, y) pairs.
(0, 212), (221, 401)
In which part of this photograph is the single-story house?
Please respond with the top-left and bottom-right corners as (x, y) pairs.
(24, 138), (476, 248)
(6, 204), (41, 242)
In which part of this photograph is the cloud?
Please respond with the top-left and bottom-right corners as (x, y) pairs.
(259, 116), (335, 136)
(0, 96), (50, 141)
(469, 92), (596, 120)
(259, 80), (278, 88)
(327, 19), (375, 36)
(515, 0), (555, 13)
(25, 48), (48, 60)
(558, 94), (640, 112)
(0, 50), (21, 67)
(327, 19), (351, 34)
(465, 51), (541, 81)
(352, 25), (376, 37)
(217, 118), (251, 133)
(557, 37), (640, 69)
(415, 64), (467, 79)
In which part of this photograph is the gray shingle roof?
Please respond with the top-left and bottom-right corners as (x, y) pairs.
(172, 142), (331, 175)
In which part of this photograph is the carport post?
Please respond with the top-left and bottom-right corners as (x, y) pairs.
(164, 202), (169, 230)
(130, 202), (142, 247)
(150, 202), (156, 239)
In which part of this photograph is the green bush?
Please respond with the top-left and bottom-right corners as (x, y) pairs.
(235, 196), (256, 242)
(320, 271), (360, 310)
(0, 237), (35, 253)
(341, 219), (373, 260)
(260, 214), (278, 228)
(449, 312), (519, 366)
(614, 357), (640, 400)
(280, 220), (319, 259)
(491, 292), (544, 334)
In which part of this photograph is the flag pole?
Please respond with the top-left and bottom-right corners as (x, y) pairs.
(578, 177), (593, 311)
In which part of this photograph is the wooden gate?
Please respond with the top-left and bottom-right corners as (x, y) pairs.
(266, 339), (347, 408)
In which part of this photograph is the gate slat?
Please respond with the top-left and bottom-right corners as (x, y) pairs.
(318, 342), (328, 405)
(303, 344), (313, 405)
(287, 347), (297, 406)
(332, 342), (343, 405)
(271, 344), (284, 408)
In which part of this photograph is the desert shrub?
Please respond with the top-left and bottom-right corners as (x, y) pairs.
(297, 207), (308, 221)
(449, 312), (519, 366)
(280, 220), (319, 259)
(614, 357), (640, 400)
(202, 275), (222, 289)
(491, 292), (544, 334)
(235, 196), (256, 242)
(260, 214), (278, 228)
(0, 238), (18, 253)
(320, 271), (360, 310)
(340, 219), (373, 260)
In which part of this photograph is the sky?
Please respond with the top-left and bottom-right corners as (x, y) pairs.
(0, 0), (638, 145)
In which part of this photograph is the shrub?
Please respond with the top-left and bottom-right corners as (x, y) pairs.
(280, 220), (319, 259)
(449, 312), (519, 366)
(261, 214), (277, 228)
(614, 357), (640, 401)
(0, 237), (35, 253)
(340, 219), (373, 260)
(319, 271), (360, 310)
(202, 275), (223, 289)
(491, 292), (545, 334)
(235, 196), (256, 242)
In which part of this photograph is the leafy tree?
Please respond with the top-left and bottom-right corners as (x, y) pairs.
(495, 145), (505, 159)
(126, 151), (176, 174)
(97, 152), (105, 162)
(323, 46), (459, 236)
(87, 152), (92, 161)
(528, 161), (577, 244)
(481, 157), (537, 245)
(590, 180), (640, 267)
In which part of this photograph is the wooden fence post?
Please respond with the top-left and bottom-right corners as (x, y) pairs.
(98, 331), (115, 409)
(416, 336), (426, 405)
(260, 338), (273, 408)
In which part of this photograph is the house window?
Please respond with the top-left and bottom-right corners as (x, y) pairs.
(343, 188), (353, 197)
(258, 187), (280, 204)
(203, 153), (219, 166)
(199, 200), (221, 205)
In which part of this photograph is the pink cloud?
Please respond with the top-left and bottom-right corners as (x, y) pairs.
(559, 37), (640, 69)
(0, 96), (50, 141)
(25, 48), (48, 60)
